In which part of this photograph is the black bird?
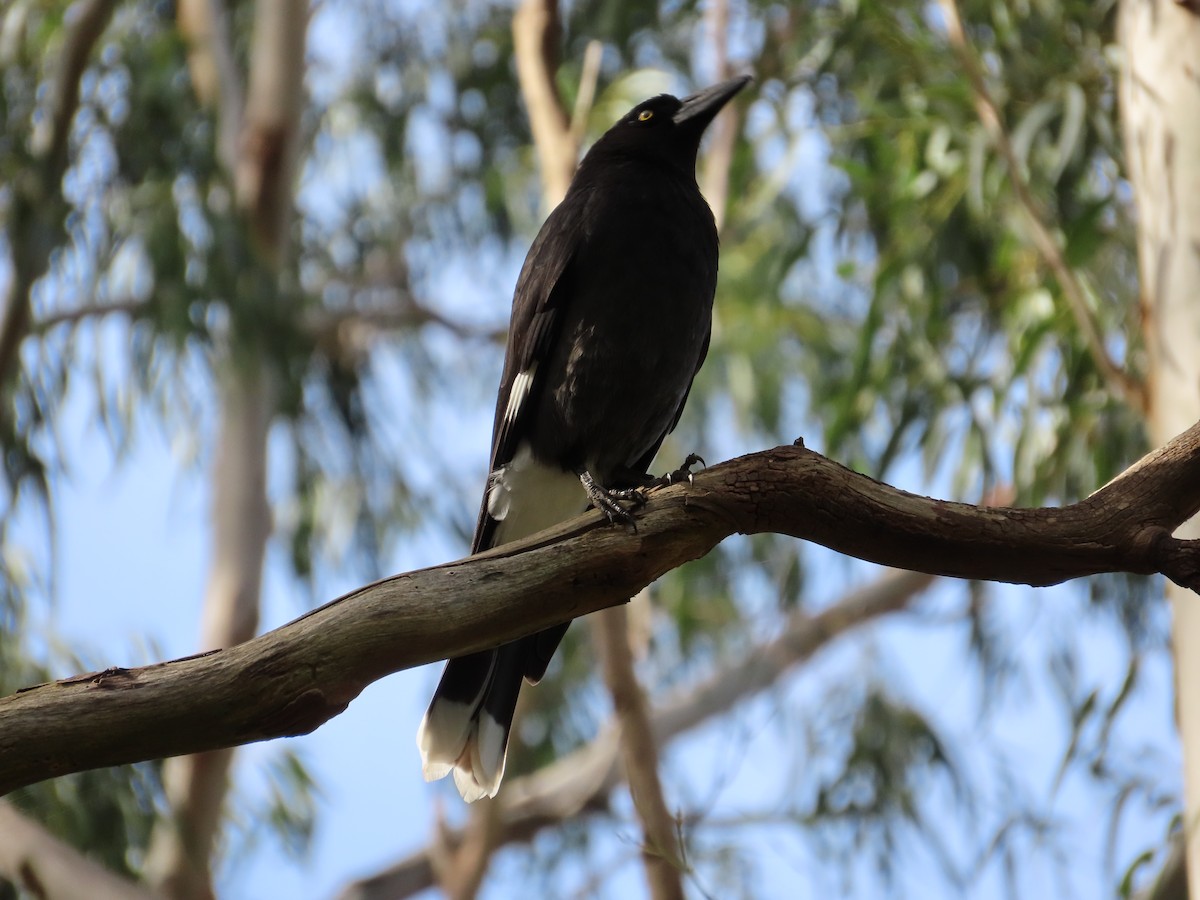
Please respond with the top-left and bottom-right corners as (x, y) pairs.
(418, 75), (751, 801)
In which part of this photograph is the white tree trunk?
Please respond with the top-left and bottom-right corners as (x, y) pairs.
(142, 1), (304, 893)
(1120, 0), (1200, 891)
(143, 372), (272, 900)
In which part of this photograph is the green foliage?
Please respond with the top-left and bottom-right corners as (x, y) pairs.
(718, 0), (1141, 506)
(8, 762), (162, 880)
(811, 686), (962, 878)
(223, 750), (318, 867)
(0, 627), (161, 879)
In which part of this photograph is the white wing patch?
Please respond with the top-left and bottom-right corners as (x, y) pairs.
(504, 364), (537, 427)
(486, 467), (512, 521)
(485, 442), (587, 540)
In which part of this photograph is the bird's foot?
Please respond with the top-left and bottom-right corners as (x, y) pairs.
(651, 452), (706, 488)
(579, 470), (645, 528)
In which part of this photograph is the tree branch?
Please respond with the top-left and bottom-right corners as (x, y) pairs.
(32, 290), (496, 350)
(0, 800), (163, 900)
(235, 0), (307, 263)
(427, 797), (501, 900)
(32, 299), (147, 333)
(512, 0), (576, 208)
(31, 0), (113, 176)
(1134, 828), (1187, 900)
(305, 299), (504, 351)
(699, 0), (739, 233)
(1119, 0), (1200, 888)
(568, 40), (604, 146)
(143, 371), (275, 900)
(1, 426), (1198, 794)
(145, 3), (305, 894)
(0, 0), (116, 400)
(175, 0), (244, 172)
(593, 607), (685, 899)
(936, 0), (1149, 415)
(335, 569), (933, 900)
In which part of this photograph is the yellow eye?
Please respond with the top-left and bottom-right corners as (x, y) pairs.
(637, 110), (654, 122)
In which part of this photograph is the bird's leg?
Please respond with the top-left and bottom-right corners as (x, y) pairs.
(649, 452), (706, 488)
(578, 470), (645, 527)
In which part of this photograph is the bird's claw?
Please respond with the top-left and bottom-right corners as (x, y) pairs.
(657, 452), (706, 487)
(579, 471), (645, 529)
(578, 453), (704, 530)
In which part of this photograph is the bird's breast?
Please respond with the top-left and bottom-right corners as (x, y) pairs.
(527, 184), (718, 478)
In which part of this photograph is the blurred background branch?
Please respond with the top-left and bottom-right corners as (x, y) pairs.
(336, 569), (933, 900)
(0, 800), (162, 900)
(0, 0), (115, 405)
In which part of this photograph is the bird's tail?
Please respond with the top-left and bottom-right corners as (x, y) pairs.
(416, 646), (523, 802)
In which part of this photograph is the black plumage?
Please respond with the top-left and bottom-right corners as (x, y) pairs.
(418, 75), (751, 801)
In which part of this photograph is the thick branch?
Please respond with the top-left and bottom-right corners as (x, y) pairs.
(336, 569), (932, 900)
(2, 426), (1200, 795)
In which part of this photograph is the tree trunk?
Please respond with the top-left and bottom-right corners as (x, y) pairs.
(1120, 0), (1200, 892)
(142, 372), (272, 900)
(142, 0), (305, 894)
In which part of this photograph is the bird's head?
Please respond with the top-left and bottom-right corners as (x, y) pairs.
(584, 75), (752, 175)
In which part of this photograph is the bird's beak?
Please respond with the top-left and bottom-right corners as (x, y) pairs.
(672, 75), (753, 130)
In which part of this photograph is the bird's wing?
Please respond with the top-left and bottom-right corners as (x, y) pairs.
(629, 326), (711, 478)
(471, 197), (584, 554)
